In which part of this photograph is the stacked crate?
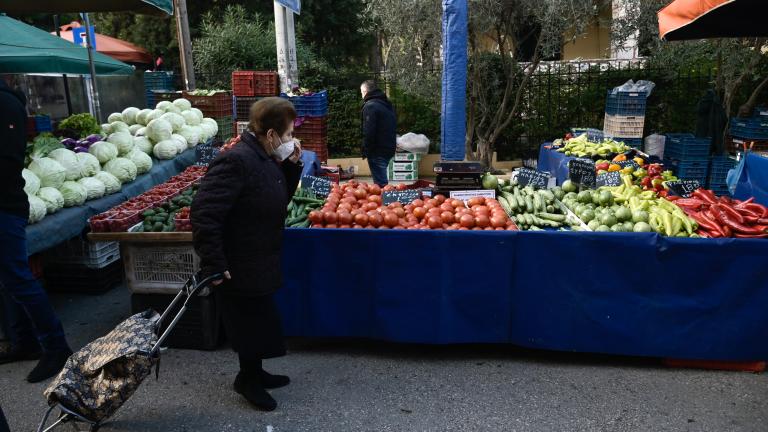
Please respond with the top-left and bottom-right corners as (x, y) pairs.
(144, 71), (175, 108)
(43, 238), (123, 294)
(232, 71), (280, 137)
(388, 152), (422, 182)
(285, 91), (330, 162)
(603, 89), (647, 150)
(708, 155), (737, 196)
(727, 109), (768, 156)
(663, 133), (711, 184)
(183, 91), (234, 143)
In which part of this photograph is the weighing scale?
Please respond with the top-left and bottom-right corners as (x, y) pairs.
(433, 160), (484, 194)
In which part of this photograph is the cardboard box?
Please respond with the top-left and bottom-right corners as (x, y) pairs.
(389, 161), (418, 172)
(394, 152), (423, 162)
(389, 171), (419, 181)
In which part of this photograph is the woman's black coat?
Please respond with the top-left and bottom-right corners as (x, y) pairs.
(191, 132), (302, 296)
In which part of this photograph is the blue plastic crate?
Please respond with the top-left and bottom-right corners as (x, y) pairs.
(665, 158), (709, 181)
(281, 90), (329, 116)
(708, 155), (736, 187)
(729, 117), (768, 140)
(664, 134), (711, 160)
(34, 115), (52, 132)
(144, 71), (174, 90)
(605, 90), (647, 116)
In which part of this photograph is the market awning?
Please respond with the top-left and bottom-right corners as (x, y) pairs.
(0, 15), (134, 75)
(0, 0), (173, 15)
(53, 22), (153, 65)
(658, 0), (768, 41)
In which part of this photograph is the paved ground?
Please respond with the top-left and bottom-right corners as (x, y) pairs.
(2, 285), (767, 432)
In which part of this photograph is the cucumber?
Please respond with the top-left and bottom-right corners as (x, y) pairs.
(293, 196), (325, 204)
(498, 196), (513, 215)
(287, 200), (296, 212)
(525, 196), (534, 213)
(538, 213), (567, 223)
(533, 194), (544, 213)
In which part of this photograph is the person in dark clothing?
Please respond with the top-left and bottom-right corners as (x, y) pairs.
(360, 80), (397, 186)
(191, 97), (303, 411)
(0, 78), (72, 383)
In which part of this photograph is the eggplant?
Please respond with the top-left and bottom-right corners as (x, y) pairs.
(74, 146), (89, 153)
(60, 137), (79, 149)
(85, 134), (102, 144)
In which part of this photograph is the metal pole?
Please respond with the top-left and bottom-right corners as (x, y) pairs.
(81, 13), (102, 122)
(285, 10), (299, 88)
(53, 15), (73, 116)
(274, 2), (290, 93)
(174, 0), (196, 90)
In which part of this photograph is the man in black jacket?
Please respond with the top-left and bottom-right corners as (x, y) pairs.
(360, 80), (397, 186)
(0, 78), (72, 383)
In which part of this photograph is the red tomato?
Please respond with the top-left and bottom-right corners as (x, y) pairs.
(308, 211), (323, 224)
(404, 204), (414, 213)
(412, 199), (425, 208)
(490, 215), (506, 228)
(451, 199), (465, 209)
(459, 214), (475, 228)
(459, 227), (469, 230)
(338, 211), (353, 225)
(427, 216), (442, 229)
(468, 197), (486, 207)
(339, 224), (352, 229)
(393, 225), (405, 229)
(427, 207), (442, 216)
(389, 201), (403, 208)
(311, 223), (323, 228)
(394, 208), (406, 218)
(323, 211), (338, 225)
(434, 194), (447, 204)
(451, 223), (461, 229)
(368, 195), (382, 205)
(369, 184), (382, 196)
(365, 202), (379, 212)
(440, 203), (454, 212)
(440, 211), (455, 224)
(354, 213), (369, 226)
(325, 224), (338, 228)
(352, 224), (364, 229)
(475, 214), (490, 228)
(354, 188), (367, 200)
(495, 227), (505, 231)
(413, 207), (427, 219)
(383, 212), (399, 228)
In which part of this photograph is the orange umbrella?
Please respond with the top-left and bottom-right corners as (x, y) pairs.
(658, 0), (768, 41)
(53, 22), (153, 65)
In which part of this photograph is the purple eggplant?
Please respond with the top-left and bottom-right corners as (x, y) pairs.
(60, 138), (79, 149)
(85, 134), (102, 144)
(74, 146), (90, 153)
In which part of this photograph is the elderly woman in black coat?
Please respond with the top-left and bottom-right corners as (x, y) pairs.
(191, 98), (303, 411)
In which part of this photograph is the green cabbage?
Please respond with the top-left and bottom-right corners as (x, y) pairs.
(134, 136), (153, 154)
(202, 118), (219, 135)
(126, 149), (153, 174)
(37, 187), (64, 214)
(171, 133), (188, 153)
(104, 158), (137, 183)
(135, 109), (152, 126)
(48, 148), (81, 181)
(191, 108), (204, 122)
(75, 152), (101, 178)
(153, 140), (179, 160)
(22, 169), (40, 195)
(179, 125), (201, 147)
(173, 98), (192, 111)
(198, 123), (214, 141)
(146, 109), (164, 123)
(95, 171), (122, 194)
(156, 101), (173, 111)
(108, 132), (135, 156)
(28, 194), (47, 223)
(181, 110), (200, 126)
(161, 112), (185, 132)
(60, 181), (87, 207)
(129, 124), (143, 135)
(107, 112), (123, 123)
(121, 107), (140, 125)
(28, 157), (66, 189)
(110, 121), (129, 134)
(135, 127), (147, 137)
(146, 118), (173, 143)
(101, 123), (113, 134)
(88, 141), (118, 164)
(77, 176), (106, 200)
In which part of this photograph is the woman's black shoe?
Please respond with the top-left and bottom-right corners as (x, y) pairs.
(260, 369), (290, 389)
(234, 372), (277, 411)
(0, 344), (42, 365)
(26, 349), (72, 383)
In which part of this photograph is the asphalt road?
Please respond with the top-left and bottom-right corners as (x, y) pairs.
(2, 285), (767, 432)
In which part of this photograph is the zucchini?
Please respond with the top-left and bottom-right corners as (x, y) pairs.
(287, 200), (296, 212)
(538, 213), (566, 223)
(498, 196), (513, 216)
(525, 196), (534, 213)
(292, 196), (325, 204)
(533, 194), (544, 213)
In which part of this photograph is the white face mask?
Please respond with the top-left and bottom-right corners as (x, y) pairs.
(272, 133), (295, 161)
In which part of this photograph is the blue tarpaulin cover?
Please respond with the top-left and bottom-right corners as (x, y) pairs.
(537, 142), (572, 185)
(440, 0), (468, 161)
(732, 152), (768, 205)
(277, 229), (768, 361)
(26, 148), (196, 255)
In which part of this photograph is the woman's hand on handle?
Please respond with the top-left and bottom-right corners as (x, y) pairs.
(212, 271), (231, 286)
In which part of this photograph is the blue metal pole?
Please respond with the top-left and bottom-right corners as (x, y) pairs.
(440, 0), (468, 161)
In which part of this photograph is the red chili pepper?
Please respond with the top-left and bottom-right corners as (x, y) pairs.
(737, 207), (762, 219)
(674, 198), (705, 209)
(718, 202), (745, 224)
(736, 202), (768, 218)
(692, 189), (717, 205)
(666, 195), (680, 201)
(698, 209), (728, 238)
(759, 218), (768, 225)
(712, 204), (765, 235)
(744, 215), (761, 224)
(734, 233), (768, 239)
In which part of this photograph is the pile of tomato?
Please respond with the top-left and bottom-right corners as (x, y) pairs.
(308, 181), (518, 231)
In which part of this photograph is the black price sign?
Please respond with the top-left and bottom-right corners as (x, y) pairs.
(616, 160), (640, 169)
(666, 180), (701, 198)
(301, 175), (333, 198)
(516, 167), (550, 189)
(382, 189), (421, 205)
(596, 171), (622, 187)
(568, 158), (596, 188)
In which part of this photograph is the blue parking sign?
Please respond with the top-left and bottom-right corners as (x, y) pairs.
(276, 0), (300, 14)
(72, 26), (97, 50)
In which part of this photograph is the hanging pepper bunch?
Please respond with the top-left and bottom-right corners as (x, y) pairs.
(670, 189), (768, 238)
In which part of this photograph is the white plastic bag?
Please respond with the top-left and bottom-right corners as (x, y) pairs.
(396, 133), (430, 154)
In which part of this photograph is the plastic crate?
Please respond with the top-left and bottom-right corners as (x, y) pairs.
(46, 238), (120, 269)
(34, 115), (52, 132)
(726, 136), (768, 156)
(45, 260), (123, 295)
(730, 117), (768, 140)
(665, 159), (709, 182)
(212, 116), (234, 143)
(708, 155), (737, 189)
(144, 71), (175, 90)
(569, 128), (604, 141)
(122, 243), (205, 295)
(281, 90), (329, 116)
(233, 96), (265, 121)
(664, 134), (711, 160)
(183, 91), (233, 119)
(130, 293), (221, 350)
(232, 71), (279, 97)
(605, 90), (647, 116)
(294, 115), (328, 140)
(603, 114), (645, 138)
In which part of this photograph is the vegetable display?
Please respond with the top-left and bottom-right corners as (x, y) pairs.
(58, 113), (101, 138)
(28, 157), (66, 189)
(139, 189), (196, 232)
(553, 134), (631, 158)
(285, 189), (324, 228)
(497, 183), (582, 231)
(673, 189), (768, 239)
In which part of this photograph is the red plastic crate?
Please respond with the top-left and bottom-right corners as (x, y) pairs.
(183, 91), (233, 118)
(232, 71), (279, 97)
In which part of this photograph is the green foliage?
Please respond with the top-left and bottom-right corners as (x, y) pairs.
(58, 113), (101, 138)
(389, 86), (441, 152)
(326, 88), (363, 157)
(91, 13), (178, 67)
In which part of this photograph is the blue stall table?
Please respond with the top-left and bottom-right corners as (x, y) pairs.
(537, 142), (573, 185)
(276, 229), (768, 362)
(26, 148), (196, 255)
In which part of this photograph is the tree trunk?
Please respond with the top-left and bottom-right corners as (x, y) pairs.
(738, 75), (768, 117)
(476, 137), (493, 168)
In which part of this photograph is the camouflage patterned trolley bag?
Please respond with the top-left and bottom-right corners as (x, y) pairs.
(37, 273), (222, 432)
